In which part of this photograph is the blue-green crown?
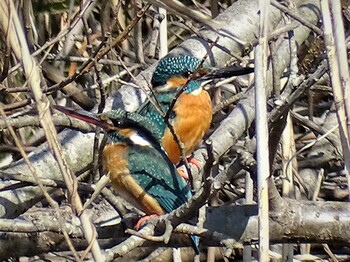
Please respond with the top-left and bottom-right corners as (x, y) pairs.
(151, 56), (203, 87)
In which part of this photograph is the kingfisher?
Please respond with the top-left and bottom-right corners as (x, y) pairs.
(53, 105), (199, 254)
(139, 55), (254, 167)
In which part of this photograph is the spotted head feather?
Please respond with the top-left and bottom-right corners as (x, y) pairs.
(151, 56), (206, 92)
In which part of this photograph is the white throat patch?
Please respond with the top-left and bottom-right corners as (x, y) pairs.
(190, 86), (203, 95)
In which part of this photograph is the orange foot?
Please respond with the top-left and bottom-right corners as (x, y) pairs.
(135, 214), (159, 230)
(187, 156), (201, 169)
(177, 167), (189, 180)
(177, 157), (202, 180)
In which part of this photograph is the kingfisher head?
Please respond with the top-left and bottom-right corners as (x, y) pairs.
(151, 55), (254, 94)
(151, 56), (208, 94)
(53, 106), (163, 149)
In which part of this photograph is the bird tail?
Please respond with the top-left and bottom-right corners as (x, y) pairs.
(189, 235), (200, 255)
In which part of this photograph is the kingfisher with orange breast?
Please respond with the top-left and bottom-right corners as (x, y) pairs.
(53, 105), (199, 253)
(139, 55), (254, 168)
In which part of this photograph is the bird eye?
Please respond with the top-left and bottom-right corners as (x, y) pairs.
(111, 119), (121, 126)
(181, 71), (192, 78)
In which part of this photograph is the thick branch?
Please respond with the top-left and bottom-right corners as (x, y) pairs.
(204, 198), (350, 244)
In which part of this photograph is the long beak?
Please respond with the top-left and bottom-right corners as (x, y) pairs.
(200, 66), (254, 80)
(52, 105), (113, 131)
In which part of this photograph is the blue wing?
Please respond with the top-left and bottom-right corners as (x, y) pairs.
(127, 145), (192, 213)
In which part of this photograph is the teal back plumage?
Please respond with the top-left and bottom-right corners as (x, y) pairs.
(127, 144), (192, 212)
(138, 92), (174, 133)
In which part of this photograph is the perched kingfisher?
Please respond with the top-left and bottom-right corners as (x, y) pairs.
(139, 55), (254, 166)
(53, 105), (199, 253)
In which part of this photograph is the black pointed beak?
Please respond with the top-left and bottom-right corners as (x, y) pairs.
(52, 105), (113, 130)
(200, 66), (254, 80)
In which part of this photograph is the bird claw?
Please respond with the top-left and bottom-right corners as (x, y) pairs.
(129, 215), (173, 244)
(176, 156), (202, 181)
(187, 156), (202, 168)
(177, 166), (189, 180)
(135, 214), (159, 230)
(177, 157), (202, 181)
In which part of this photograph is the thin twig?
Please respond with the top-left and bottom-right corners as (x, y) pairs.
(0, 1), (103, 260)
(0, 106), (80, 261)
(271, 0), (323, 35)
(329, 0), (350, 196)
(322, 0), (350, 199)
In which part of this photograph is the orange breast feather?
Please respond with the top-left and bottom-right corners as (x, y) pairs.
(102, 144), (164, 215)
(161, 90), (212, 164)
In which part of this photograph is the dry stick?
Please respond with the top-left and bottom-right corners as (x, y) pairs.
(282, 12), (298, 261)
(0, 45), (10, 82)
(85, 3), (151, 71)
(0, 112), (94, 131)
(172, 248), (182, 262)
(134, 0), (145, 64)
(303, 168), (323, 256)
(0, 1), (103, 260)
(285, 124), (339, 174)
(47, 35), (107, 95)
(1, 99), (31, 111)
(137, 248), (168, 262)
(170, 20), (247, 62)
(270, 0), (323, 35)
(147, 0), (220, 30)
(7, 0), (93, 76)
(312, 169), (338, 261)
(56, 0), (96, 64)
(158, 6), (168, 58)
(82, 24), (107, 185)
(321, 0), (350, 199)
(290, 110), (342, 155)
(0, 106), (80, 261)
(243, 171), (254, 261)
(48, 4), (151, 94)
(49, 56), (136, 66)
(330, 0), (350, 196)
(0, 216), (82, 235)
(88, 64), (141, 89)
(147, 13), (162, 58)
(0, 172), (94, 194)
(281, 115), (296, 197)
(117, 56), (165, 117)
(281, 114), (297, 261)
(213, 92), (243, 113)
(255, 0), (270, 261)
(269, 59), (328, 126)
(322, 244), (339, 262)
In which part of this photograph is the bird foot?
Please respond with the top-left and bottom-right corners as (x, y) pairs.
(187, 156), (202, 168)
(177, 166), (189, 180)
(135, 214), (159, 230)
(177, 157), (202, 180)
